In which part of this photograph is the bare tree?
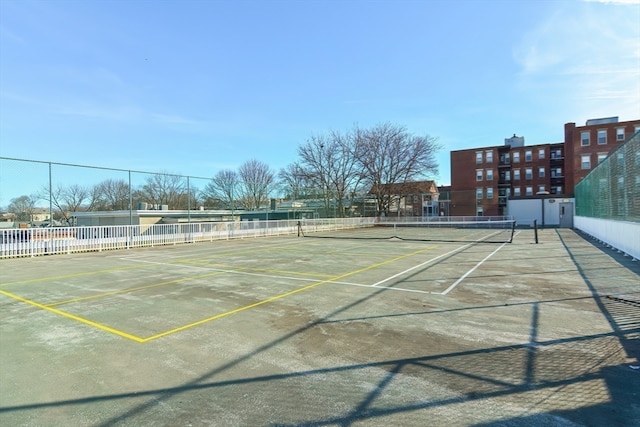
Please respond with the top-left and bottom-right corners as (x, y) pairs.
(296, 131), (362, 217)
(278, 163), (312, 201)
(139, 172), (187, 209)
(92, 179), (130, 211)
(237, 159), (275, 210)
(8, 195), (37, 222)
(201, 169), (238, 209)
(40, 184), (92, 224)
(353, 122), (440, 217)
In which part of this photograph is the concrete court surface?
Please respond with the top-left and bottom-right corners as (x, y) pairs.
(0, 227), (638, 426)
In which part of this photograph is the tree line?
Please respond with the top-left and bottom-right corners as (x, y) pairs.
(5, 123), (440, 223)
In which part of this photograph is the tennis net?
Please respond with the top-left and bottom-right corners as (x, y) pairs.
(298, 217), (516, 243)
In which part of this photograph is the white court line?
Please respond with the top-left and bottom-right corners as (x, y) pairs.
(370, 243), (474, 287)
(440, 240), (510, 295)
(120, 256), (435, 294)
(120, 257), (365, 287)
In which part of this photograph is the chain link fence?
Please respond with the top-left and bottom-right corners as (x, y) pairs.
(575, 131), (640, 222)
(0, 157), (380, 226)
(0, 157), (214, 226)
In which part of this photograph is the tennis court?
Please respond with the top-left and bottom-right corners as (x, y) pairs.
(1, 227), (638, 426)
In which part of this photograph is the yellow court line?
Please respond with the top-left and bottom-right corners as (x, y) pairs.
(0, 289), (145, 342)
(0, 264), (149, 288)
(45, 271), (228, 307)
(179, 260), (334, 279)
(140, 244), (438, 342)
(172, 240), (308, 263)
(1, 243), (438, 343)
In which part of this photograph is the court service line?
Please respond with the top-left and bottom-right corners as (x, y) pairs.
(45, 271), (228, 307)
(141, 244), (440, 341)
(370, 243), (471, 287)
(122, 257), (366, 287)
(440, 241), (509, 295)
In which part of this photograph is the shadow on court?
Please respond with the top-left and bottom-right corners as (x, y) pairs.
(0, 229), (638, 426)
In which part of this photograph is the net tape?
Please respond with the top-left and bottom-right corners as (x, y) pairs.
(298, 219), (516, 244)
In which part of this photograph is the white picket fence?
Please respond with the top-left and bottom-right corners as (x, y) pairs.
(0, 218), (373, 259)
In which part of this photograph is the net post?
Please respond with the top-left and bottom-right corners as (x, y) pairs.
(533, 219), (539, 244)
(508, 219), (516, 243)
(297, 221), (302, 237)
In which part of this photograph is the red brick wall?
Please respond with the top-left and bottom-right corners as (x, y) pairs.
(565, 120), (640, 194)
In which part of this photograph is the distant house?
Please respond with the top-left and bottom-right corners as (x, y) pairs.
(369, 180), (440, 217)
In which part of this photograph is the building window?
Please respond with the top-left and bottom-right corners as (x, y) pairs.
(581, 131), (590, 146)
(485, 150), (493, 163)
(476, 169), (483, 181)
(486, 187), (494, 199)
(556, 186), (563, 194)
(552, 167), (562, 178)
(525, 186), (533, 196)
(476, 151), (483, 164)
(525, 168), (533, 180)
(538, 148), (545, 159)
(525, 150), (532, 161)
(538, 185), (546, 193)
(581, 155), (591, 170)
(538, 167), (545, 178)
(598, 153), (607, 164)
(617, 128), (625, 141)
(514, 187), (521, 197)
(513, 151), (520, 163)
(552, 149), (562, 159)
(505, 171), (511, 181)
(476, 188), (483, 199)
(514, 169), (520, 180)
(597, 130), (607, 145)
(486, 169), (493, 180)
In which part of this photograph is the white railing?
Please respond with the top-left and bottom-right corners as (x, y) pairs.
(575, 216), (640, 261)
(0, 219), (312, 259)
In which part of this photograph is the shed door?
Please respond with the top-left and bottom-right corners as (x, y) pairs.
(559, 203), (573, 228)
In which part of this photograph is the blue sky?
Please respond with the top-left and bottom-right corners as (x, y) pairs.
(1, 0), (639, 206)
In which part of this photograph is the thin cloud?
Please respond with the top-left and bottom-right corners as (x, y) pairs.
(582, 0), (640, 4)
(513, 2), (640, 120)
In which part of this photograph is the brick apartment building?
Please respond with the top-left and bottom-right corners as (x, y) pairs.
(450, 117), (640, 217)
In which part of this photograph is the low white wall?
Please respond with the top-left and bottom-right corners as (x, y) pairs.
(574, 216), (640, 260)
(507, 199), (541, 227)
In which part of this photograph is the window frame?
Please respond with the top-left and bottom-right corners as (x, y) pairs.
(581, 131), (590, 146)
(597, 129), (607, 145)
(485, 150), (493, 163)
(597, 153), (607, 164)
(525, 168), (533, 180)
(538, 148), (545, 159)
(581, 154), (591, 170)
(525, 150), (532, 162)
